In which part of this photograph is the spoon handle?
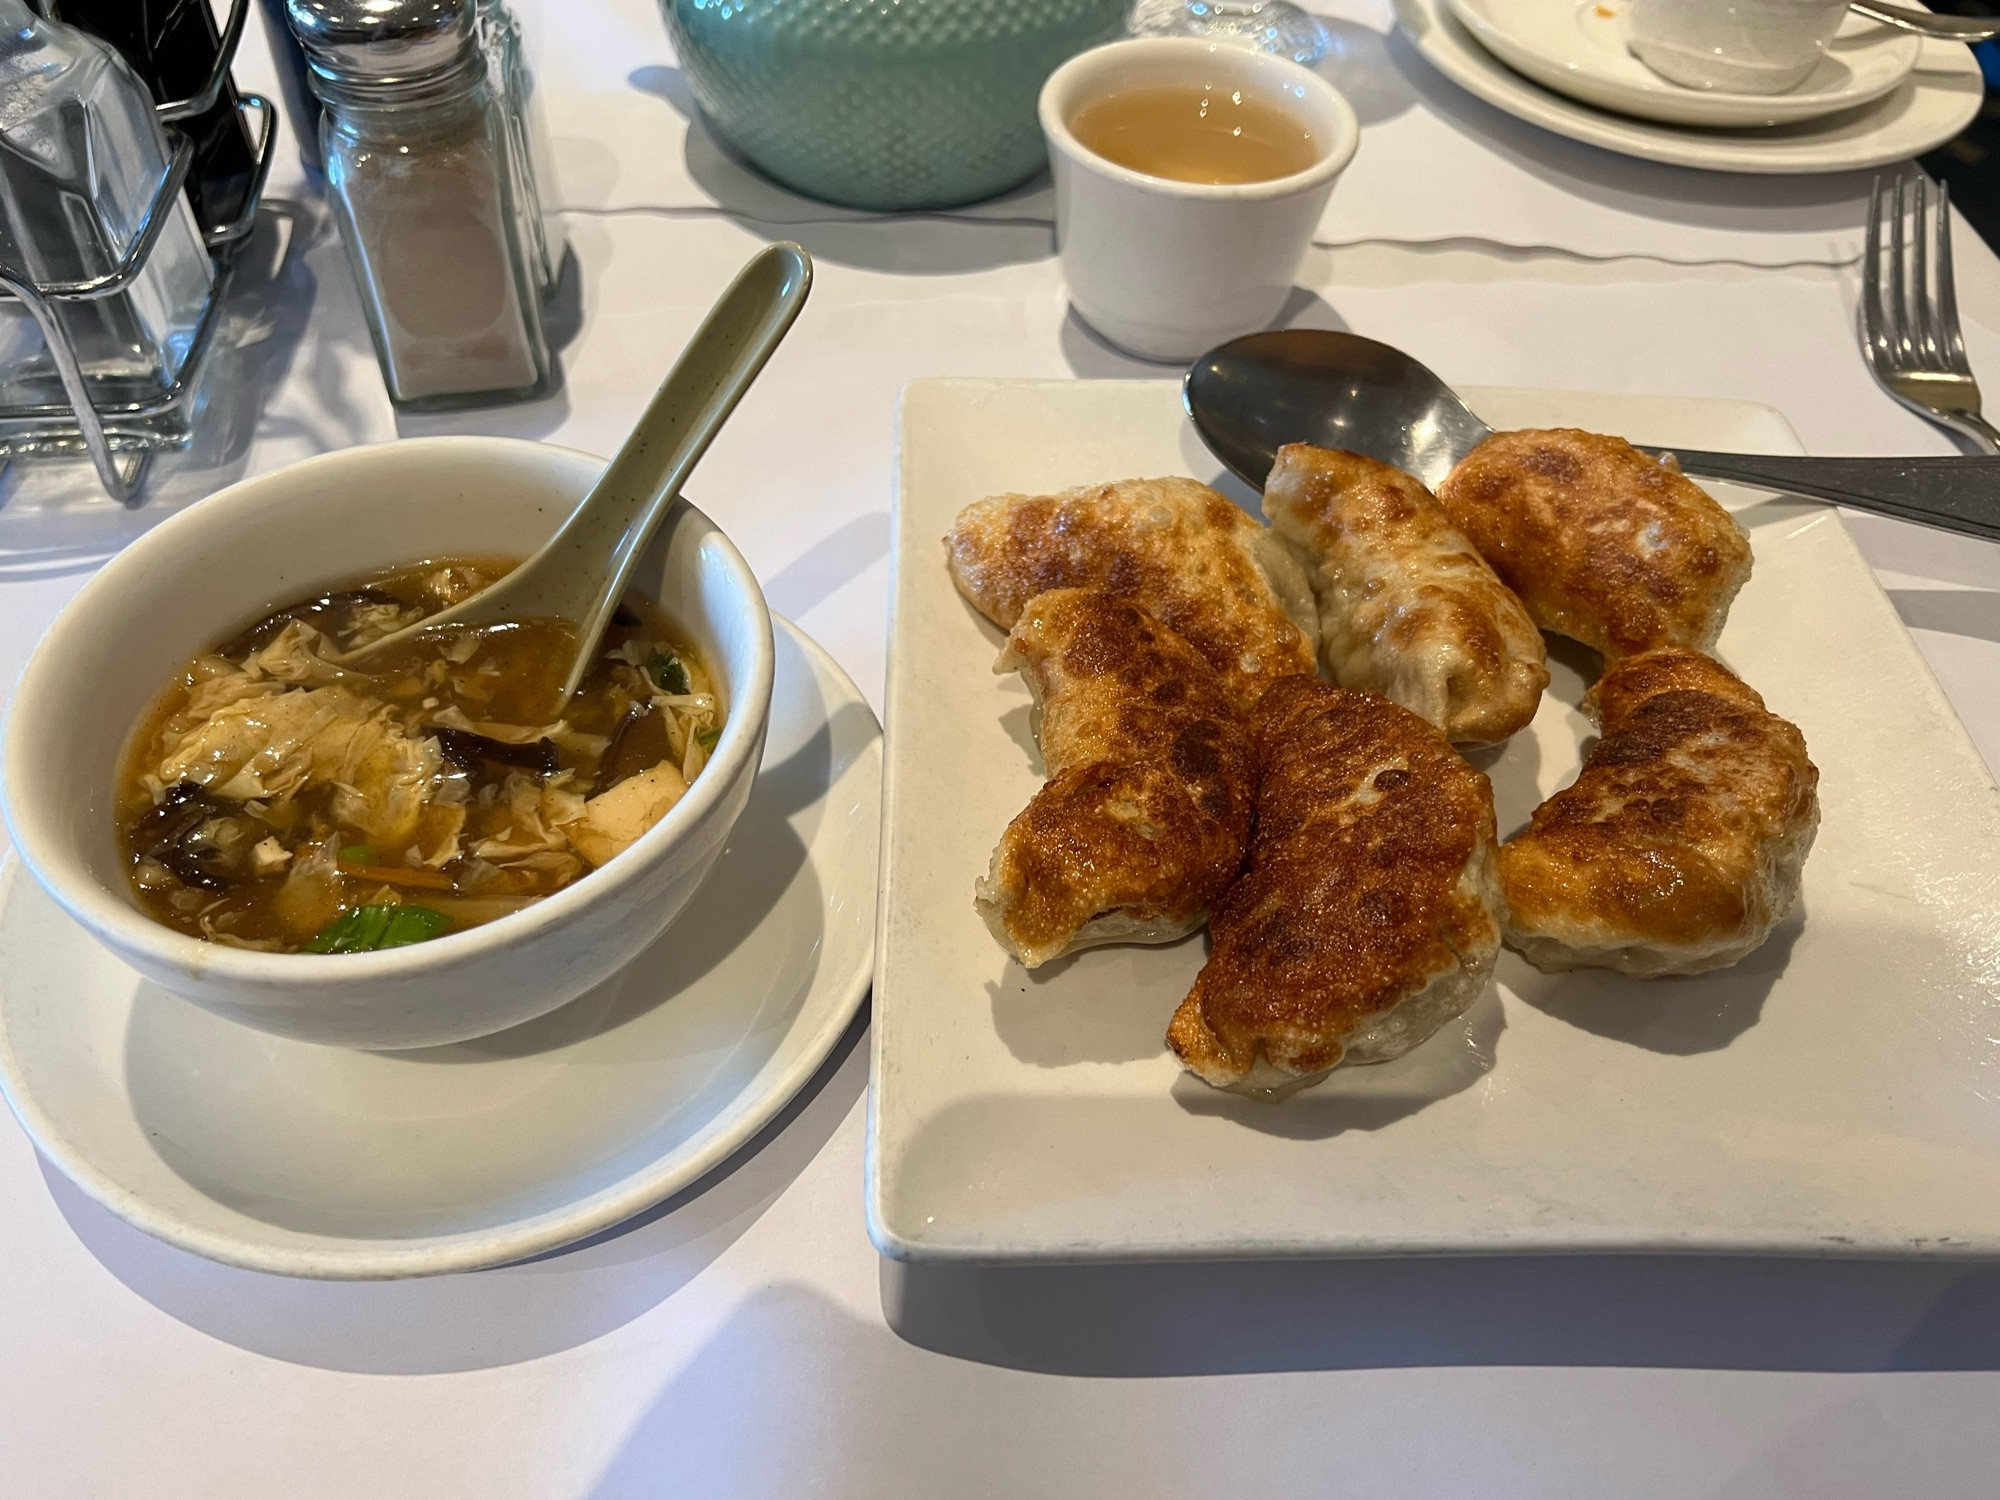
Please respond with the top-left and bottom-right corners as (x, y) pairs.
(1653, 448), (2000, 542)
(552, 242), (812, 696)
(1849, 1), (2000, 41)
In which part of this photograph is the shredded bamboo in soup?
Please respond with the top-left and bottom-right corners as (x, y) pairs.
(116, 557), (723, 953)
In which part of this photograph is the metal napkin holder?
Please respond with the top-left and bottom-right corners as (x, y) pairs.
(0, 0), (279, 503)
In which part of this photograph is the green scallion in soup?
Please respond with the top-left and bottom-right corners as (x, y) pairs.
(116, 557), (723, 953)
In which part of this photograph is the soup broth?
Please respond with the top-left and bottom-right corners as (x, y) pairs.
(116, 557), (723, 953)
(1068, 82), (1319, 186)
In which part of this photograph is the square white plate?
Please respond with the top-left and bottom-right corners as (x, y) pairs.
(870, 378), (2000, 1263)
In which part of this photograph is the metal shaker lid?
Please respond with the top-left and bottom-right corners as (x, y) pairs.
(286, 0), (475, 86)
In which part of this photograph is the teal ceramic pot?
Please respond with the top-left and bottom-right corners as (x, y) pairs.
(661, 0), (1127, 210)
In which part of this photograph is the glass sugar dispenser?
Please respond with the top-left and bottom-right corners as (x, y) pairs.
(0, 0), (224, 496)
(288, 0), (552, 412)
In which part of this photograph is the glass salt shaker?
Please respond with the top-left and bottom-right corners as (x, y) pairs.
(0, 0), (216, 434)
(288, 0), (551, 412)
(475, 0), (566, 299)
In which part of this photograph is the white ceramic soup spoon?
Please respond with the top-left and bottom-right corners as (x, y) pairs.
(347, 241), (812, 699)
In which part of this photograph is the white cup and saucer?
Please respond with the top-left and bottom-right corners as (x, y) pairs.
(1441, 0), (1924, 129)
(1629, 0), (1866, 93)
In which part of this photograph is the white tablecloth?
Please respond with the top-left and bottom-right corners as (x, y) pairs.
(5, 2), (2000, 1494)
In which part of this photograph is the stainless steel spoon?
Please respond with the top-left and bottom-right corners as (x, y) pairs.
(1851, 1), (2000, 43)
(1184, 329), (2000, 543)
(349, 241), (813, 698)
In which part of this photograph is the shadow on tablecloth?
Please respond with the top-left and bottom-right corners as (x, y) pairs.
(36, 1005), (869, 1375)
(576, 1260), (2000, 1495)
(615, 64), (1057, 278)
(881, 1251), (2000, 1376)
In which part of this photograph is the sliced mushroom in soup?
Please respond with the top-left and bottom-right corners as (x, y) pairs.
(117, 557), (723, 953)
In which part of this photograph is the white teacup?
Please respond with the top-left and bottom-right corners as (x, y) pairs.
(1628, 0), (1852, 94)
(1038, 38), (1360, 363)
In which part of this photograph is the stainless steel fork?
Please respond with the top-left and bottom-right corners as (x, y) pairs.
(1862, 169), (2000, 456)
(1519, 171), (2000, 544)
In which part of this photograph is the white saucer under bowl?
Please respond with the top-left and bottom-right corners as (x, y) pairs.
(1400, 0), (1982, 173)
(1446, 0), (1920, 128)
(0, 618), (879, 1280)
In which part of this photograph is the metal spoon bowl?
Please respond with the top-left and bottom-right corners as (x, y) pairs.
(348, 242), (813, 699)
(1183, 329), (2000, 542)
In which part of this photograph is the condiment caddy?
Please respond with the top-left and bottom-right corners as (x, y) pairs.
(43, 0), (270, 240)
(0, 0), (275, 502)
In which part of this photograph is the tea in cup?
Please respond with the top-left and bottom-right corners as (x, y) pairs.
(1039, 39), (1359, 362)
(1067, 81), (1323, 184)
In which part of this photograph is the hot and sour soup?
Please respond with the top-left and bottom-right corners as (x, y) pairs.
(116, 557), (723, 953)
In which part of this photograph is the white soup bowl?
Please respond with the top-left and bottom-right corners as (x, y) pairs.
(0, 437), (774, 1050)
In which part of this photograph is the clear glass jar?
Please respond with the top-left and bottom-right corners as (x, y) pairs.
(45, 0), (264, 239)
(476, 0), (565, 298)
(310, 30), (550, 411)
(0, 0), (215, 437)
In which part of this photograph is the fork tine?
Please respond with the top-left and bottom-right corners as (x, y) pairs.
(1891, 170), (1916, 368)
(1911, 173), (1943, 367)
(1862, 173), (1893, 372)
(1878, 171), (1907, 368)
(1933, 176), (1972, 376)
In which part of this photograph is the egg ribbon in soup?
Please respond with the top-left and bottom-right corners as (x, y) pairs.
(116, 557), (723, 953)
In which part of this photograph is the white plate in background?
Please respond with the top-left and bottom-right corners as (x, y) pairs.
(869, 377), (2000, 1263)
(1400, 0), (1980, 173)
(1445, 0), (1920, 128)
(0, 619), (880, 1279)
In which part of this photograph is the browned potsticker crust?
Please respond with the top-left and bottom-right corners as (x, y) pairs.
(1167, 676), (1501, 1091)
(1499, 647), (1819, 975)
(1436, 428), (1751, 659)
(1264, 443), (1547, 744)
(978, 589), (1256, 968)
(946, 477), (1316, 715)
